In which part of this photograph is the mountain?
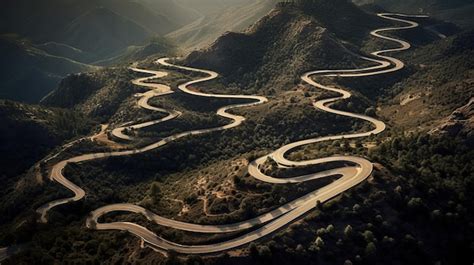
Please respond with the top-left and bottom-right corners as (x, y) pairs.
(185, 0), (383, 95)
(0, 1), (473, 264)
(0, 0), (182, 63)
(139, 0), (201, 28)
(41, 67), (138, 119)
(0, 99), (95, 183)
(353, 0), (474, 28)
(0, 0), (179, 102)
(0, 35), (95, 103)
(33, 42), (95, 64)
(94, 37), (176, 66)
(377, 30), (474, 132)
(59, 7), (152, 60)
(166, 0), (279, 51)
(99, 0), (179, 35)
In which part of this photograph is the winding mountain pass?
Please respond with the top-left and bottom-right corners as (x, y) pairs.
(36, 13), (426, 255)
(111, 67), (182, 141)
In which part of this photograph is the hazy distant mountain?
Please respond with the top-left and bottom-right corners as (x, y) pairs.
(94, 37), (176, 66)
(59, 7), (151, 60)
(140, 0), (201, 27)
(0, 35), (95, 103)
(100, 0), (180, 35)
(0, 0), (184, 62)
(166, 0), (279, 51)
(33, 42), (95, 64)
(0, 0), (181, 102)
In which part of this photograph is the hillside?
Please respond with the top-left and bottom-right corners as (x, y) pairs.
(139, 0), (201, 27)
(59, 7), (152, 60)
(33, 42), (95, 64)
(41, 67), (139, 120)
(353, 0), (474, 28)
(377, 30), (474, 132)
(0, 1), (472, 264)
(0, 0), (183, 63)
(166, 0), (278, 51)
(0, 0), (185, 42)
(185, 1), (381, 95)
(94, 37), (176, 66)
(0, 100), (95, 184)
(99, 0), (179, 35)
(0, 35), (95, 103)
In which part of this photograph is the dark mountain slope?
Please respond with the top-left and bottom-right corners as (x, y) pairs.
(295, 0), (386, 44)
(0, 0), (182, 42)
(34, 42), (95, 64)
(0, 100), (95, 183)
(94, 37), (176, 66)
(186, 2), (374, 95)
(41, 67), (138, 120)
(59, 7), (151, 59)
(99, 0), (179, 35)
(0, 0), (181, 63)
(0, 35), (95, 103)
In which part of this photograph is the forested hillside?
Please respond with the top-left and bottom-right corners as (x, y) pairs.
(0, 1), (472, 264)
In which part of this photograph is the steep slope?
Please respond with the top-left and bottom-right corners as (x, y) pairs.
(41, 67), (138, 119)
(295, 0), (387, 44)
(0, 100), (95, 182)
(166, 0), (278, 51)
(0, 0), (181, 63)
(0, 0), (93, 43)
(139, 0), (201, 27)
(353, 0), (474, 28)
(185, 1), (379, 95)
(0, 0), (182, 42)
(377, 30), (474, 131)
(59, 7), (152, 60)
(34, 42), (95, 64)
(99, 0), (179, 35)
(94, 37), (176, 66)
(0, 35), (95, 103)
(431, 98), (474, 140)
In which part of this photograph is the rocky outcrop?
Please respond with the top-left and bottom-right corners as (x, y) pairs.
(431, 98), (474, 139)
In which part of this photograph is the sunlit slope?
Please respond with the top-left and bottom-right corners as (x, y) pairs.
(166, 0), (278, 51)
(59, 7), (151, 60)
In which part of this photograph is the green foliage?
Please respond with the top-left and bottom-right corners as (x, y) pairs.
(365, 242), (377, 257)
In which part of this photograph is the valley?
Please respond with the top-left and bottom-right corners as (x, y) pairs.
(0, 0), (472, 264)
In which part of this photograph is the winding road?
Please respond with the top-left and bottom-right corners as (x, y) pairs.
(35, 13), (426, 255)
(111, 67), (182, 141)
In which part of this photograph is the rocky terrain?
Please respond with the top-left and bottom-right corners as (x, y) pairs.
(0, 1), (472, 264)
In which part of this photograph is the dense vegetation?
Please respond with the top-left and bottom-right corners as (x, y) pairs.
(0, 1), (472, 264)
(197, 134), (472, 265)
